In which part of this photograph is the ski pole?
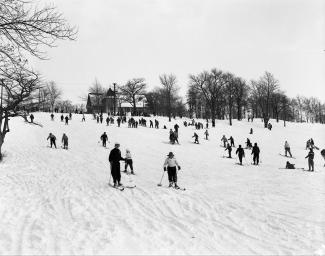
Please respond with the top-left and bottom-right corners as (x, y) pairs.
(157, 171), (165, 186)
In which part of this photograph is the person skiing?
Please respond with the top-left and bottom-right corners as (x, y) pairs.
(100, 132), (108, 147)
(117, 117), (121, 127)
(30, 114), (34, 123)
(82, 114), (85, 122)
(174, 130), (179, 144)
(221, 135), (227, 148)
(62, 133), (68, 149)
(204, 129), (209, 140)
(163, 152), (181, 188)
(47, 133), (57, 148)
(109, 142), (125, 187)
(192, 132), (199, 144)
(60, 114), (64, 122)
(169, 129), (175, 144)
(174, 124), (179, 133)
(124, 149), (134, 174)
(65, 115), (69, 125)
(321, 149), (325, 167)
(246, 138), (252, 149)
(251, 143), (260, 165)
(305, 148), (315, 172)
(228, 136), (235, 147)
(284, 140), (292, 157)
(225, 143), (232, 158)
(106, 117), (110, 126)
(235, 145), (245, 165)
(150, 120), (153, 128)
(249, 128), (253, 134)
(50, 113), (54, 121)
(285, 161), (295, 169)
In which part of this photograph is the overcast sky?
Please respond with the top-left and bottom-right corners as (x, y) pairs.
(31, 0), (325, 104)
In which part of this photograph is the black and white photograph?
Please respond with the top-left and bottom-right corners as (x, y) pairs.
(0, 0), (324, 254)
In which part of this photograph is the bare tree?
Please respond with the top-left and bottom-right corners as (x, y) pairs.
(88, 78), (105, 107)
(47, 81), (62, 112)
(233, 78), (249, 120)
(119, 78), (146, 115)
(159, 74), (178, 122)
(0, 0), (76, 160)
(224, 73), (236, 126)
(251, 71), (279, 128)
(189, 69), (228, 127)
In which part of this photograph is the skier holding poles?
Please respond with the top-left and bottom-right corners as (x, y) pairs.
(162, 152), (181, 189)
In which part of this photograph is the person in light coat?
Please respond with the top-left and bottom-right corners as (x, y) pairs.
(124, 149), (134, 174)
(284, 140), (292, 157)
(163, 152), (181, 188)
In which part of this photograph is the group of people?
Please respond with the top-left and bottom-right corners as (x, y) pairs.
(47, 133), (68, 149)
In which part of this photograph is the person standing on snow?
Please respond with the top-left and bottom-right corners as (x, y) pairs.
(47, 133), (57, 148)
(65, 115), (69, 125)
(192, 132), (199, 144)
(100, 132), (108, 147)
(228, 136), (235, 147)
(109, 143), (125, 187)
(82, 114), (85, 122)
(30, 114), (34, 123)
(225, 143), (232, 158)
(124, 149), (134, 174)
(163, 152), (181, 188)
(221, 135), (227, 148)
(320, 149), (325, 167)
(62, 133), (68, 149)
(305, 148), (315, 172)
(60, 114), (64, 122)
(284, 140), (293, 157)
(204, 129), (209, 140)
(236, 145), (245, 165)
(251, 143), (260, 165)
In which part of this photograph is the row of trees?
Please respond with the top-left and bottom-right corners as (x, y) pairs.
(89, 70), (324, 127)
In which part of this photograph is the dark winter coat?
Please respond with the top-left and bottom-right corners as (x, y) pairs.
(251, 145), (260, 155)
(236, 147), (245, 157)
(101, 133), (108, 142)
(109, 148), (124, 163)
(305, 151), (314, 160)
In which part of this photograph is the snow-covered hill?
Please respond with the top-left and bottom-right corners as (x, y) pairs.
(0, 113), (324, 255)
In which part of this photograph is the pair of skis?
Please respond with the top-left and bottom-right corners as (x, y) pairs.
(108, 183), (136, 191)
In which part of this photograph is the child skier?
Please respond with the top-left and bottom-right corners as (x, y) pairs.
(204, 129), (209, 140)
(221, 135), (227, 148)
(284, 141), (292, 157)
(62, 133), (68, 149)
(163, 152), (181, 188)
(228, 136), (235, 147)
(192, 132), (199, 144)
(47, 133), (57, 148)
(124, 149), (134, 174)
(235, 145), (245, 165)
(305, 148), (315, 172)
(285, 161), (295, 169)
(225, 143), (232, 158)
(251, 143), (260, 165)
(100, 132), (108, 147)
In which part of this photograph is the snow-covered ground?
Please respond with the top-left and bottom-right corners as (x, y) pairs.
(0, 113), (324, 255)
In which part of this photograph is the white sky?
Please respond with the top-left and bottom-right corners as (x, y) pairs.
(31, 0), (325, 104)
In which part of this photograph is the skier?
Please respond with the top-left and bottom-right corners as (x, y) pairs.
(284, 140), (292, 157)
(163, 152), (181, 188)
(82, 114), (85, 122)
(169, 129), (175, 144)
(124, 149), (134, 174)
(174, 124), (179, 133)
(30, 114), (34, 123)
(321, 149), (325, 166)
(204, 129), (209, 140)
(106, 117), (109, 126)
(251, 143), (260, 165)
(235, 145), (245, 165)
(155, 119), (159, 129)
(109, 142), (125, 187)
(65, 115), (69, 125)
(50, 113), (54, 121)
(150, 120), (153, 128)
(285, 161), (295, 169)
(174, 130), (179, 144)
(117, 117), (121, 127)
(192, 132), (199, 144)
(305, 148), (315, 172)
(225, 143), (232, 158)
(250, 128), (253, 134)
(97, 115), (100, 123)
(100, 132), (108, 147)
(60, 114), (64, 122)
(246, 138), (252, 149)
(228, 136), (235, 147)
(221, 135), (227, 148)
(69, 112), (72, 120)
(62, 133), (68, 149)
(47, 133), (57, 148)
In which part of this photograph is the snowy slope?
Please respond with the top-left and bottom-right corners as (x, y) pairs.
(0, 113), (324, 255)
